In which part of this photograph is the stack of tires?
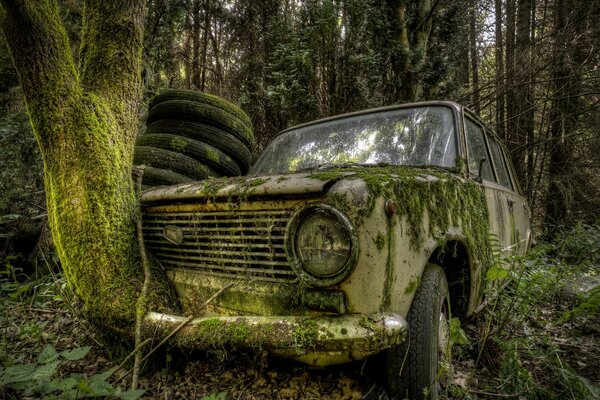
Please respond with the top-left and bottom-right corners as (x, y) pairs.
(134, 89), (254, 187)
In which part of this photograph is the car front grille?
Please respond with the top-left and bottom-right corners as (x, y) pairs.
(142, 203), (300, 283)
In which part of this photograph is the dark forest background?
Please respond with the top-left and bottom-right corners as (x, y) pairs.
(1, 0), (599, 270)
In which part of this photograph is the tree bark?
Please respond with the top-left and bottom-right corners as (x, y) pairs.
(469, 0), (480, 114)
(0, 0), (176, 329)
(544, 0), (587, 234)
(512, 0), (534, 185)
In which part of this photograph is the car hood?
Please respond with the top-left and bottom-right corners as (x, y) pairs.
(140, 172), (357, 204)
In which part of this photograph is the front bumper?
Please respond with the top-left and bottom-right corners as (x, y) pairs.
(145, 312), (407, 366)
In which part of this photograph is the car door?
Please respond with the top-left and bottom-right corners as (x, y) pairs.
(463, 116), (514, 256)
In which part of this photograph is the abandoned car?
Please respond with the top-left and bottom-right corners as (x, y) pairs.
(140, 101), (531, 399)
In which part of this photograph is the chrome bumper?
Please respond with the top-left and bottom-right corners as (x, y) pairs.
(145, 312), (408, 366)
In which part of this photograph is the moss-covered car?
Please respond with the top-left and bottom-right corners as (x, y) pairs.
(141, 101), (531, 399)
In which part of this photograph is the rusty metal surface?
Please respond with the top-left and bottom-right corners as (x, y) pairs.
(140, 173), (354, 204)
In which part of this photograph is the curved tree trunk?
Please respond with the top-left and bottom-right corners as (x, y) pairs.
(0, 0), (176, 329)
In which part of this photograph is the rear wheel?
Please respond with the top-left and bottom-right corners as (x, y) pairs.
(385, 263), (451, 400)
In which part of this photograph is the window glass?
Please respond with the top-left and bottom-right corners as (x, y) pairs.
(488, 139), (513, 189)
(252, 106), (457, 175)
(464, 118), (494, 182)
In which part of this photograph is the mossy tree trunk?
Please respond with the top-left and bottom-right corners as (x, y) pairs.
(0, 0), (175, 329)
(386, 0), (434, 102)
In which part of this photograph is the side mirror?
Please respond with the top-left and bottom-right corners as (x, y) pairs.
(476, 158), (487, 183)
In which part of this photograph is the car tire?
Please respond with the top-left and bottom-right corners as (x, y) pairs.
(140, 166), (195, 187)
(384, 263), (451, 400)
(144, 120), (252, 173)
(133, 146), (220, 181)
(147, 100), (254, 148)
(149, 89), (253, 129)
(136, 133), (242, 177)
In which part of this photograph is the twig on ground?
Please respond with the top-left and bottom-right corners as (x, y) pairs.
(120, 282), (235, 383)
(467, 389), (523, 398)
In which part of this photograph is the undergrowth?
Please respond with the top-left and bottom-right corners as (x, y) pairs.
(0, 260), (144, 399)
(447, 223), (600, 399)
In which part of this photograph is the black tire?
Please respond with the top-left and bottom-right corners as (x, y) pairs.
(136, 134), (241, 177)
(147, 100), (254, 148)
(141, 166), (195, 187)
(385, 263), (451, 400)
(145, 120), (252, 172)
(133, 146), (220, 181)
(149, 89), (253, 128)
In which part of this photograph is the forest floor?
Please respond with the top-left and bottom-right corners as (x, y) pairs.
(1, 252), (599, 399)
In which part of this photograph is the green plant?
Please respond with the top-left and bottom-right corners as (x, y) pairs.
(0, 344), (144, 399)
(200, 392), (227, 400)
(451, 224), (600, 399)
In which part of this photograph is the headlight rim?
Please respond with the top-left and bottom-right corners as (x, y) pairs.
(286, 204), (358, 287)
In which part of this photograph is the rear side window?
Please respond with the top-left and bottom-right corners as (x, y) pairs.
(488, 139), (513, 190)
(465, 118), (494, 182)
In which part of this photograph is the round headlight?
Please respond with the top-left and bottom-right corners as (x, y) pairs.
(288, 205), (357, 286)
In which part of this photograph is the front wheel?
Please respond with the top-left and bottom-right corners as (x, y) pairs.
(385, 263), (451, 400)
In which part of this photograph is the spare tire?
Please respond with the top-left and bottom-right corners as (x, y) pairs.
(136, 134), (241, 177)
(147, 100), (254, 148)
(141, 166), (195, 187)
(133, 146), (220, 181)
(145, 120), (252, 172)
(149, 89), (253, 129)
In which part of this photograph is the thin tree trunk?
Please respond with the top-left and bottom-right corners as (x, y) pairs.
(495, 0), (505, 139)
(200, 0), (210, 91)
(191, 0), (201, 89)
(470, 0), (480, 114)
(505, 0), (516, 149)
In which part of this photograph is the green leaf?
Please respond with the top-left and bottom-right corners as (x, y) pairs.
(31, 360), (60, 380)
(201, 392), (228, 400)
(60, 346), (91, 361)
(449, 318), (470, 346)
(87, 372), (113, 395)
(38, 344), (59, 364)
(0, 363), (36, 385)
(49, 376), (79, 391)
(117, 389), (146, 400)
(486, 265), (510, 282)
(90, 366), (117, 382)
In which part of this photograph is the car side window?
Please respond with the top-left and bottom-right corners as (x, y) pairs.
(464, 118), (494, 182)
(488, 139), (513, 190)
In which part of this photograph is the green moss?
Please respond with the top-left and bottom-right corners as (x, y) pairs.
(374, 232), (386, 251)
(405, 276), (421, 294)
(381, 217), (394, 310)
(204, 147), (220, 163)
(170, 136), (187, 152)
(292, 319), (320, 348)
(308, 171), (345, 181)
(322, 165), (491, 274)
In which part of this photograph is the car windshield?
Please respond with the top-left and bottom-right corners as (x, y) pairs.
(251, 106), (457, 175)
